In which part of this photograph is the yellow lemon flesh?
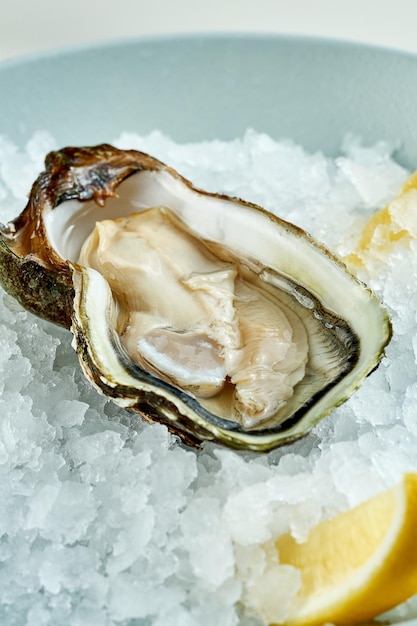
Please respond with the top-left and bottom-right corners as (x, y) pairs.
(345, 171), (417, 268)
(267, 473), (417, 626)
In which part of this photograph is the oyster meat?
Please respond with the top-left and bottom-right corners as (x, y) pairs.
(0, 145), (391, 451)
(77, 205), (310, 428)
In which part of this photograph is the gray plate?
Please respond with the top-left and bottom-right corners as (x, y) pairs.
(2, 34), (417, 626)
(1, 33), (417, 167)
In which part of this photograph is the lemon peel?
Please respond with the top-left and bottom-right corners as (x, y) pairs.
(344, 171), (417, 268)
(261, 473), (417, 626)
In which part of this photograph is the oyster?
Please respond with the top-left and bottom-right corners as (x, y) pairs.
(0, 145), (391, 451)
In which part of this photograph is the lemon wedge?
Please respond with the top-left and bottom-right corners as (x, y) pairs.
(266, 473), (417, 626)
(345, 171), (417, 268)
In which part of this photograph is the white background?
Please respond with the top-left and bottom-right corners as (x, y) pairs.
(1, 0), (417, 62)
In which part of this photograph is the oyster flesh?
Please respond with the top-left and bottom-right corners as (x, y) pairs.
(0, 145), (391, 451)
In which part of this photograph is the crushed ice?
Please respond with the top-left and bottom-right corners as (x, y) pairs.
(0, 129), (415, 625)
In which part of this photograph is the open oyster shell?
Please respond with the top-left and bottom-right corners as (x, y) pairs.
(0, 145), (391, 451)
